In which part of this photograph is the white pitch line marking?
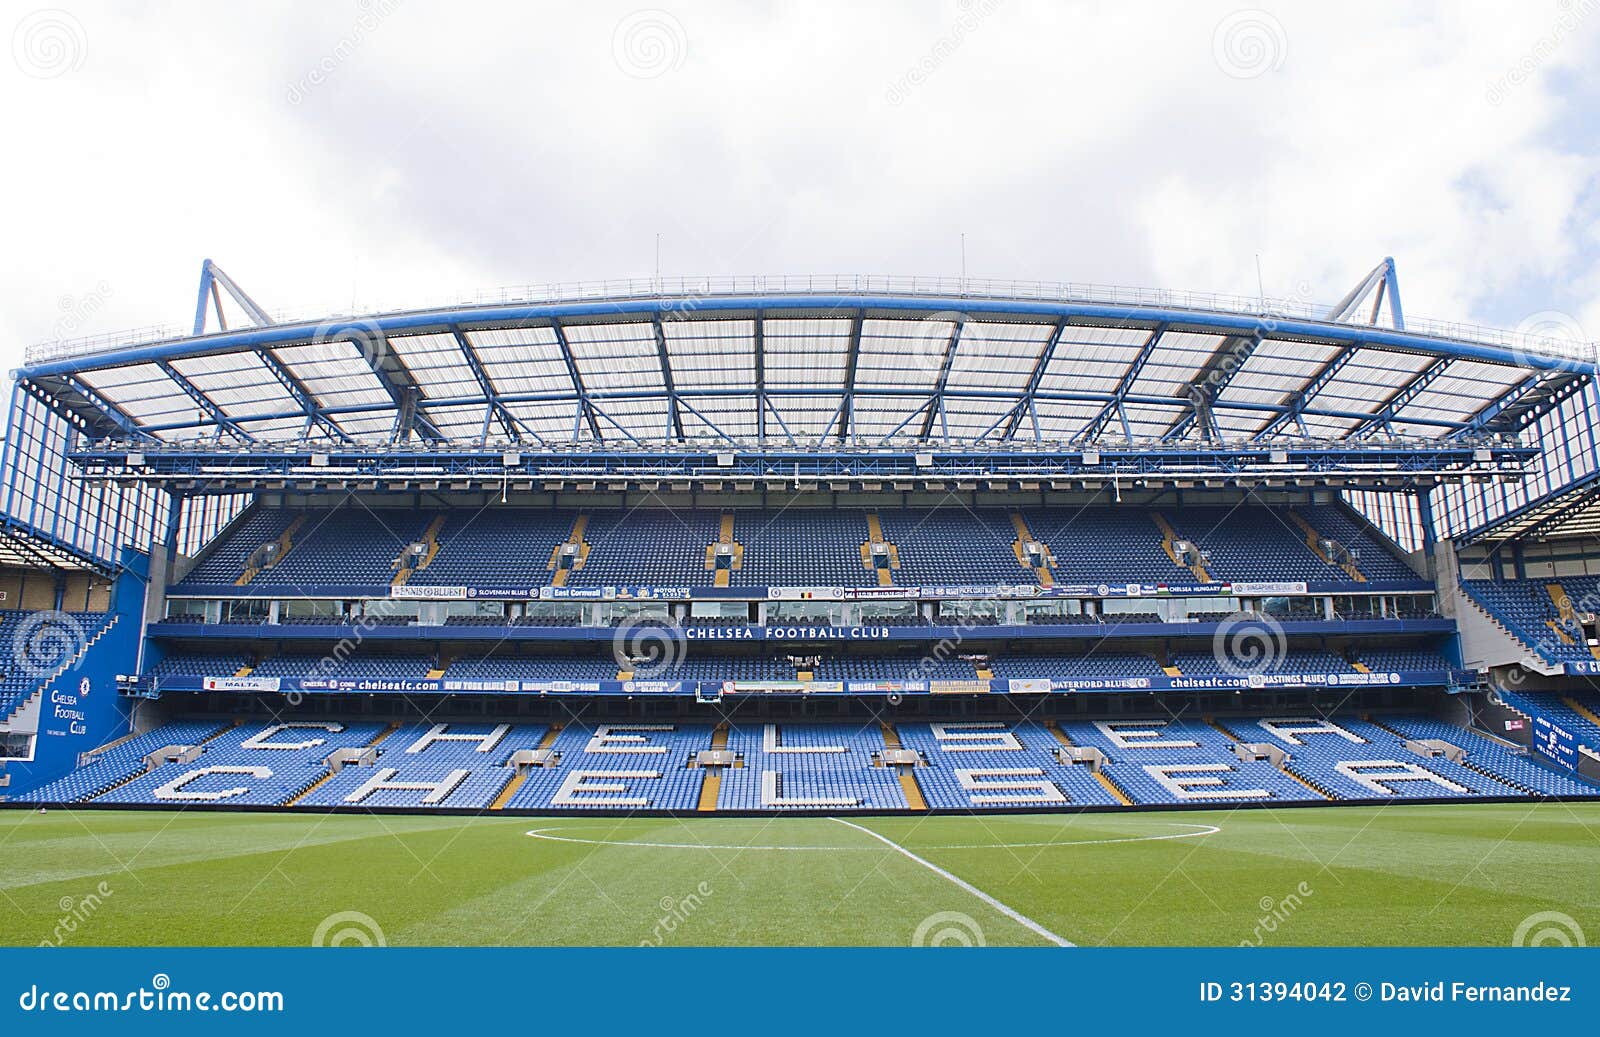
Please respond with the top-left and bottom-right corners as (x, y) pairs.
(831, 817), (1074, 947)
(523, 821), (1220, 853)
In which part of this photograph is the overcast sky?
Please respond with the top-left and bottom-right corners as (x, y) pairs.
(2, 0), (1596, 371)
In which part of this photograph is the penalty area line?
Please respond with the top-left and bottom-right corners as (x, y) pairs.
(831, 818), (1074, 947)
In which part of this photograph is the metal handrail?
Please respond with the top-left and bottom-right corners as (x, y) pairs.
(25, 274), (1597, 366)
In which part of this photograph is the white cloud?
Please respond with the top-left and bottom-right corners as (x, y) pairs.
(1, 0), (1596, 372)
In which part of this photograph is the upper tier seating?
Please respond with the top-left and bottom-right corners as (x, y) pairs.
(174, 504), (1422, 592)
(1460, 579), (1596, 664)
(1296, 506), (1418, 580)
(1166, 507), (1341, 583)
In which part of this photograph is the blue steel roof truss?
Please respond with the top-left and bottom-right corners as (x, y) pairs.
(21, 295), (1589, 489)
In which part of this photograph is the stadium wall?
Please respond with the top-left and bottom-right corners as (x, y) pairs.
(0, 551), (149, 798)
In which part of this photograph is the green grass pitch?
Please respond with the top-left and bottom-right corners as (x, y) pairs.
(2, 803), (1597, 947)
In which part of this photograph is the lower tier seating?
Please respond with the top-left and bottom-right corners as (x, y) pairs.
(16, 712), (1596, 811)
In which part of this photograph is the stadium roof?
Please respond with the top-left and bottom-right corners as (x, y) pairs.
(11, 260), (1588, 491)
(1459, 467), (1600, 546)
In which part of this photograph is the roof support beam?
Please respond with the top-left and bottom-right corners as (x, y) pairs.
(256, 349), (353, 443)
(1348, 357), (1453, 438)
(155, 360), (256, 442)
(918, 315), (966, 441)
(549, 317), (603, 445)
(1003, 319), (1069, 443)
(650, 315), (686, 441)
(1081, 325), (1166, 443)
(192, 259), (274, 336)
(835, 314), (864, 443)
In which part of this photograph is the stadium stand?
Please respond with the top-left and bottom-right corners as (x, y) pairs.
(17, 710), (1599, 812)
(173, 503), (1423, 594)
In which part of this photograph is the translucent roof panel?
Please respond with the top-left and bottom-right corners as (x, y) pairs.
(388, 332), (480, 401)
(766, 394), (844, 442)
(465, 326), (574, 397)
(563, 321), (665, 395)
(1122, 402), (1189, 440)
(1124, 330), (1225, 399)
(593, 397), (671, 441)
(237, 415), (334, 442)
(681, 394), (759, 440)
(1299, 349), (1433, 438)
(1033, 399), (1105, 441)
(169, 351), (300, 420)
(1389, 359), (1526, 434)
(662, 319), (755, 391)
(855, 317), (952, 392)
(269, 341), (392, 413)
(1037, 325), (1152, 398)
(504, 400), (585, 442)
(852, 394), (936, 441)
(77, 363), (204, 430)
(419, 403), (493, 439)
(943, 321), (1055, 393)
(761, 317), (850, 389)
